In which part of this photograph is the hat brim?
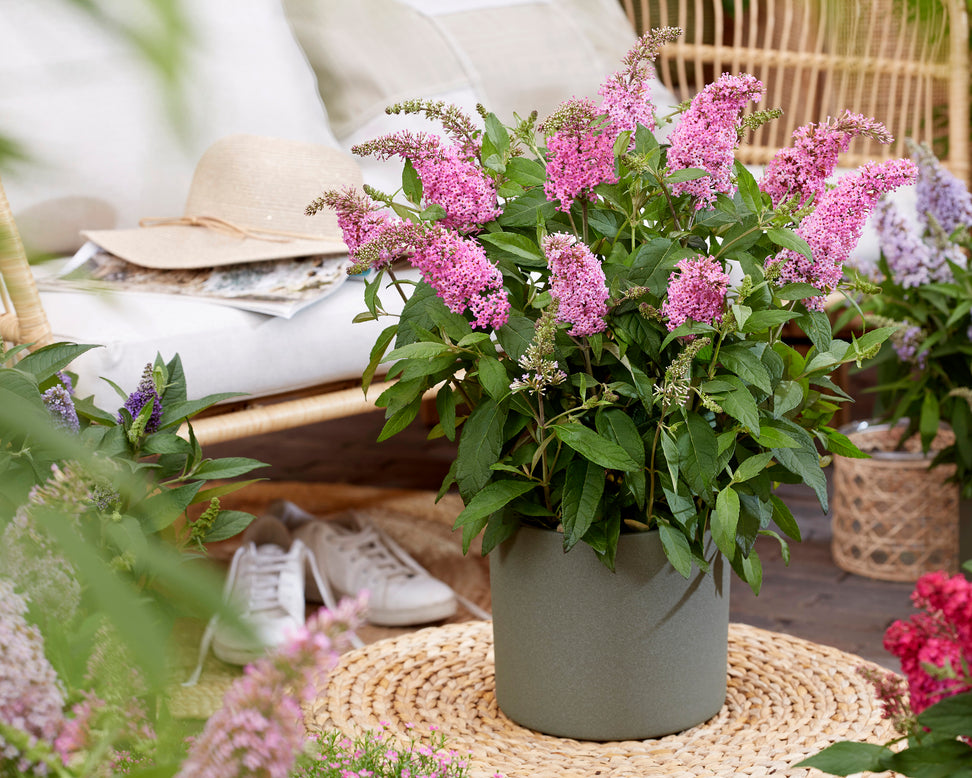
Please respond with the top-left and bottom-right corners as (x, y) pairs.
(82, 226), (349, 269)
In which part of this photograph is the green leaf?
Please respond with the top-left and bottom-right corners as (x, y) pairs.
(767, 227), (812, 261)
(886, 739), (972, 777)
(136, 481), (203, 532)
(159, 393), (242, 430)
(666, 166), (709, 183)
(363, 324), (398, 393)
(658, 521), (693, 578)
(478, 356), (510, 401)
(436, 385), (457, 442)
(920, 390), (941, 452)
(202, 510), (255, 543)
(774, 445), (828, 512)
(385, 341), (452, 361)
(478, 231), (545, 264)
(917, 691), (972, 737)
(713, 486), (740, 559)
(402, 157), (422, 204)
(800, 309), (833, 352)
(377, 395), (423, 442)
(484, 112), (510, 156)
(15, 342), (100, 383)
(719, 344), (773, 393)
(710, 376), (759, 432)
(819, 427), (869, 459)
(772, 380), (805, 418)
(740, 309), (798, 333)
(505, 156), (546, 186)
(739, 549), (763, 595)
(735, 162), (762, 214)
(595, 408), (646, 468)
(561, 459), (606, 551)
(192, 457), (265, 480)
(755, 423), (799, 449)
(796, 741), (889, 774)
(453, 479), (536, 553)
(552, 423), (639, 471)
(455, 399), (508, 500)
(677, 411), (719, 497)
(733, 452), (775, 483)
(777, 282), (825, 300)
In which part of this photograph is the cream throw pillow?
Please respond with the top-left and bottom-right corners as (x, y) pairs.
(283, 0), (680, 192)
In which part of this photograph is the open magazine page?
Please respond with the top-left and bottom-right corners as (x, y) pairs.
(37, 242), (350, 318)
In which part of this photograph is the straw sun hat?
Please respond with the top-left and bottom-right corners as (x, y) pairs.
(82, 134), (362, 269)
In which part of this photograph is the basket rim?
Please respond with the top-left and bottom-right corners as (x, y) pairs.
(839, 419), (954, 460)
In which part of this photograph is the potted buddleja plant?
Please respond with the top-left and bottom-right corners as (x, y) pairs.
(311, 28), (915, 740)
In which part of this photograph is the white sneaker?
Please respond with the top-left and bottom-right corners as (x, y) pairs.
(269, 500), (459, 627)
(184, 515), (355, 686)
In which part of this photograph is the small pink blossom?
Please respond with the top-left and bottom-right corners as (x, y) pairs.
(353, 132), (501, 232)
(541, 233), (609, 336)
(322, 188), (394, 267)
(662, 255), (730, 331)
(768, 157), (918, 307)
(760, 111), (893, 208)
(667, 73), (764, 208)
(542, 98), (618, 212)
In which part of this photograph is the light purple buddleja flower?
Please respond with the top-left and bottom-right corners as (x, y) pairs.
(353, 131), (501, 232)
(41, 385), (79, 434)
(912, 141), (972, 234)
(892, 324), (928, 369)
(661, 255), (730, 331)
(760, 111), (893, 208)
(409, 225), (511, 330)
(177, 600), (363, 778)
(119, 364), (163, 433)
(768, 158), (918, 308)
(541, 233), (609, 337)
(873, 199), (950, 288)
(55, 371), (74, 395)
(598, 27), (682, 141)
(0, 578), (66, 776)
(666, 73), (764, 209)
(542, 98), (618, 212)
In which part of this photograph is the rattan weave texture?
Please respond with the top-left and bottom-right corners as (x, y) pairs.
(308, 620), (896, 778)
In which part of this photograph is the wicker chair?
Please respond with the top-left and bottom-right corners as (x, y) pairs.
(622, 0), (970, 181)
(1, 0), (969, 446)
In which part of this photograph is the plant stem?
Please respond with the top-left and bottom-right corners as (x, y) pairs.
(386, 266), (410, 305)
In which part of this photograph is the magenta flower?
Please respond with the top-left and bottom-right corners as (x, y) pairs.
(409, 225), (510, 330)
(542, 98), (618, 212)
(760, 111), (893, 208)
(541, 233), (609, 336)
(661, 255), (730, 331)
(598, 27), (681, 142)
(769, 157), (918, 307)
(883, 571), (972, 714)
(178, 602), (362, 778)
(321, 188), (394, 268)
(353, 131), (500, 232)
(666, 73), (764, 209)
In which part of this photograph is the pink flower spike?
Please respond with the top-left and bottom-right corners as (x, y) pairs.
(541, 233), (609, 336)
(542, 98), (618, 212)
(661, 255), (730, 331)
(667, 73), (764, 209)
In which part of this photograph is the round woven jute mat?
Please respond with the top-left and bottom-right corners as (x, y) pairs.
(308, 620), (896, 778)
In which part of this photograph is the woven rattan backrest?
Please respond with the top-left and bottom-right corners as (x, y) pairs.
(0, 175), (53, 350)
(619, 0), (970, 181)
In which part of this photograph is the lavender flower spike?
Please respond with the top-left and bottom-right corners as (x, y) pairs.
(119, 363), (163, 434)
(42, 385), (80, 434)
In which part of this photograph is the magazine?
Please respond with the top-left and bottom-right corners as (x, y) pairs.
(38, 241), (350, 318)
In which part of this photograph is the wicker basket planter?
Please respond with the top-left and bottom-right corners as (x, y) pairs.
(831, 421), (959, 582)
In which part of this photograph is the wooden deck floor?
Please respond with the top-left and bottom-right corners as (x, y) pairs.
(208, 410), (916, 670)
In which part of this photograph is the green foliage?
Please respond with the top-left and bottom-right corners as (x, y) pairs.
(354, 109), (890, 593)
(799, 691), (972, 777)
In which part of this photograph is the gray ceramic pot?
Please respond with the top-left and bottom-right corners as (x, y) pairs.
(489, 525), (730, 741)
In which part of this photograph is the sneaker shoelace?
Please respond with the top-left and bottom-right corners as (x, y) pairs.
(334, 520), (492, 621)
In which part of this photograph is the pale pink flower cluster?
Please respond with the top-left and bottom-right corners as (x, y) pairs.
(322, 188), (393, 266)
(541, 233), (609, 336)
(884, 571), (972, 714)
(666, 73), (764, 208)
(410, 226), (511, 330)
(0, 578), (65, 776)
(760, 111), (893, 208)
(769, 158), (918, 307)
(353, 131), (501, 232)
(661, 255), (730, 331)
(597, 27), (681, 140)
(543, 98), (618, 212)
(178, 599), (363, 778)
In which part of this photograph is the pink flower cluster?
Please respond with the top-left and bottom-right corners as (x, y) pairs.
(760, 111), (893, 208)
(769, 157), (918, 307)
(541, 233), (609, 336)
(543, 98), (618, 213)
(323, 188), (393, 265)
(178, 598), (363, 778)
(661, 255), (730, 331)
(353, 131), (501, 232)
(884, 571), (972, 714)
(0, 578), (65, 776)
(666, 73), (765, 208)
